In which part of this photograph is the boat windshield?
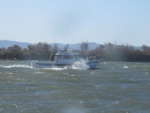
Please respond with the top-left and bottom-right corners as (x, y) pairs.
(63, 55), (74, 59)
(54, 52), (80, 61)
(54, 55), (78, 60)
(55, 55), (62, 60)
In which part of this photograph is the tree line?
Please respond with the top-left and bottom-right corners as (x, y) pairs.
(0, 42), (150, 62)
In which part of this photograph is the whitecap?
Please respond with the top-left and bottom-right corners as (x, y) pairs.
(71, 75), (76, 77)
(6, 72), (13, 75)
(44, 66), (68, 71)
(35, 72), (45, 74)
(123, 65), (128, 69)
(79, 101), (83, 104)
(144, 72), (149, 75)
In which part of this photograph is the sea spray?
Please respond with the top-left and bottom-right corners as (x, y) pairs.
(71, 59), (89, 70)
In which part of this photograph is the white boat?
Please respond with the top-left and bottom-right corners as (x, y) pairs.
(31, 52), (100, 69)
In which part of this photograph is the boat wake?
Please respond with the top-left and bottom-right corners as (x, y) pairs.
(0, 64), (33, 69)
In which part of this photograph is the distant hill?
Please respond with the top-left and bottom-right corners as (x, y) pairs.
(0, 40), (100, 50)
(0, 40), (30, 48)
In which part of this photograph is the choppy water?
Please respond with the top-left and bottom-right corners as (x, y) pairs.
(0, 60), (150, 113)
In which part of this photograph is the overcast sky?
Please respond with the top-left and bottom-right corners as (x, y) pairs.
(0, 0), (150, 46)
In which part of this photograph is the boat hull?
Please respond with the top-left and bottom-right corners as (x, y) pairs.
(87, 60), (100, 69)
(31, 60), (100, 69)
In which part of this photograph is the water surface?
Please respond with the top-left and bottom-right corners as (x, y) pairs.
(0, 61), (150, 113)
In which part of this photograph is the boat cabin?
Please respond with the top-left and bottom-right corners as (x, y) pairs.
(54, 52), (80, 61)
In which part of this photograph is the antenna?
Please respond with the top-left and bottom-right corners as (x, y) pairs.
(54, 34), (55, 45)
(49, 34), (56, 61)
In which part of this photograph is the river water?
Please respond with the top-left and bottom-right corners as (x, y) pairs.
(0, 60), (150, 113)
